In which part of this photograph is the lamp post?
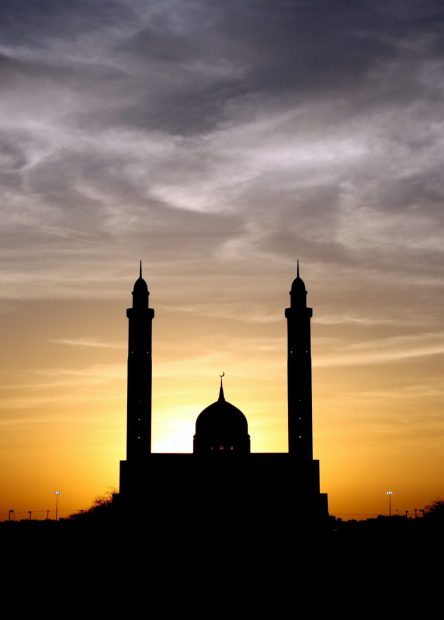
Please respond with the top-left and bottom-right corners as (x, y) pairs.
(8, 509), (14, 521)
(54, 490), (62, 521)
(386, 490), (394, 516)
(28, 511), (32, 521)
(46, 510), (50, 520)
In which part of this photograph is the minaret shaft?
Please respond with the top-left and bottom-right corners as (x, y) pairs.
(285, 266), (313, 459)
(126, 269), (154, 459)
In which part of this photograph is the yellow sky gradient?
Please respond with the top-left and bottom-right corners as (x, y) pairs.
(1, 270), (443, 520)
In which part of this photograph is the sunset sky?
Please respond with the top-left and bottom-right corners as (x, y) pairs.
(1, 1), (443, 519)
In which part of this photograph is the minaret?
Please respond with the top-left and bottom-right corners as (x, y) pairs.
(285, 261), (313, 459)
(126, 261), (155, 459)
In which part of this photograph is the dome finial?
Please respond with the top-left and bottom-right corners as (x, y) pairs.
(297, 258), (300, 278)
(219, 371), (225, 401)
(139, 259), (142, 279)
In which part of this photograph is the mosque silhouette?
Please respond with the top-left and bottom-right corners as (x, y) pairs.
(118, 263), (328, 525)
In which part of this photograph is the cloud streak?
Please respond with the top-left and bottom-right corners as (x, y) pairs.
(50, 338), (125, 349)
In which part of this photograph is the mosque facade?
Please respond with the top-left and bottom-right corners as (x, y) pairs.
(119, 263), (328, 524)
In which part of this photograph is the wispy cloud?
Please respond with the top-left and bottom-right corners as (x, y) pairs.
(162, 302), (280, 324)
(50, 338), (125, 349)
(316, 331), (444, 368)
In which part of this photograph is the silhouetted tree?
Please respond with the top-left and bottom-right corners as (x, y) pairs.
(424, 498), (444, 523)
(69, 490), (117, 521)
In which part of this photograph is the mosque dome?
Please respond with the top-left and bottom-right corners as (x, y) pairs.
(193, 381), (250, 455)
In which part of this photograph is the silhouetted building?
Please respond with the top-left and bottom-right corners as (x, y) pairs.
(119, 263), (328, 526)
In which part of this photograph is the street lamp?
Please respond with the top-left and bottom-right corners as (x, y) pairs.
(386, 490), (394, 516)
(8, 509), (14, 521)
(54, 490), (62, 521)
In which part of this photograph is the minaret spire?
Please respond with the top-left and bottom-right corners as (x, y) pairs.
(297, 258), (300, 278)
(139, 259), (142, 279)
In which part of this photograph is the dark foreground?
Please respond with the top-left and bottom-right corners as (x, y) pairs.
(1, 510), (442, 611)
(2, 510), (443, 559)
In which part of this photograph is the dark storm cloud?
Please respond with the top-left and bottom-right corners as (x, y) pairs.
(81, 1), (444, 135)
(4, 0), (441, 134)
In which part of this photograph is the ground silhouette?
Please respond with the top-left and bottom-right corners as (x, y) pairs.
(2, 495), (443, 558)
(1, 499), (442, 611)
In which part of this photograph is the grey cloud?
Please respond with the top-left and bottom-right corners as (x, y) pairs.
(5, 1), (441, 136)
(0, 0), (133, 45)
(0, 0), (443, 308)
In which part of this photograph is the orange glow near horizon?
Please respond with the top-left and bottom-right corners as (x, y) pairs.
(1, 272), (443, 522)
